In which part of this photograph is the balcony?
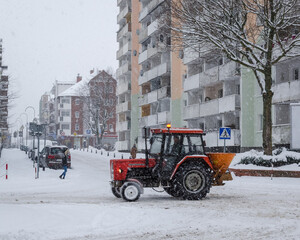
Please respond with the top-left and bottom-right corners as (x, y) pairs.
(218, 94), (240, 114)
(117, 41), (131, 59)
(147, 90), (158, 104)
(272, 80), (300, 103)
(117, 23), (131, 41)
(116, 62), (131, 78)
(183, 103), (200, 120)
(200, 99), (219, 117)
(138, 94), (148, 106)
(184, 61), (238, 92)
(117, 120), (131, 132)
(139, 27), (148, 43)
(139, 114), (158, 127)
(139, 62), (170, 85)
(139, 0), (164, 22)
(116, 101), (131, 113)
(116, 140), (129, 151)
(138, 43), (162, 64)
(117, 6), (131, 24)
(117, 80), (131, 95)
(148, 19), (159, 36)
(157, 86), (170, 99)
(157, 111), (170, 124)
(183, 47), (200, 65)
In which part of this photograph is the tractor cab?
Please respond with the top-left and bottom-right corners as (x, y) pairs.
(149, 128), (207, 180)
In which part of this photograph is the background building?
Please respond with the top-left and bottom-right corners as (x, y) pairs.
(0, 39), (9, 147)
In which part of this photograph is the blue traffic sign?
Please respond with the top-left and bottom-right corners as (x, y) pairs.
(86, 129), (91, 135)
(219, 128), (231, 140)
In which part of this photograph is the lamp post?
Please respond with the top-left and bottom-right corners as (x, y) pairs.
(20, 112), (28, 147)
(25, 106), (36, 120)
(26, 105), (36, 151)
(16, 118), (23, 148)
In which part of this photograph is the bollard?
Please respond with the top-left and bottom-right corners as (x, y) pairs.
(6, 164), (8, 180)
(122, 154), (123, 159)
(101, 151), (103, 155)
(114, 153), (115, 158)
(91, 149), (93, 153)
(96, 150), (97, 154)
(107, 152), (109, 156)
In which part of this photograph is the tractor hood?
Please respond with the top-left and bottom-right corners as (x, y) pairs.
(110, 158), (156, 181)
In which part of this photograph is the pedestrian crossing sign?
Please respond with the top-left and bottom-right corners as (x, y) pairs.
(219, 127), (231, 139)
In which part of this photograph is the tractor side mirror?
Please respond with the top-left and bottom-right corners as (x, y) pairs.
(203, 141), (206, 147)
(149, 137), (154, 145)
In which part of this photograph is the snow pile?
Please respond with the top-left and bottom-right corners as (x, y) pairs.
(231, 148), (300, 170)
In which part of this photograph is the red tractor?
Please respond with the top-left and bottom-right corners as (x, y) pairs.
(110, 126), (235, 201)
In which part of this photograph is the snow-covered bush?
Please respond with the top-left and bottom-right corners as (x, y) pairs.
(234, 148), (300, 167)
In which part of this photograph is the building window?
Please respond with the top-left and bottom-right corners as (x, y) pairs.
(75, 124), (79, 131)
(75, 99), (80, 105)
(293, 68), (299, 80)
(218, 89), (223, 98)
(109, 124), (113, 132)
(61, 98), (70, 104)
(75, 111), (80, 118)
(236, 85), (240, 95)
(61, 124), (70, 130)
(61, 110), (70, 117)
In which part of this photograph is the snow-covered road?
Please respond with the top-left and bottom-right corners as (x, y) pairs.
(0, 149), (299, 240)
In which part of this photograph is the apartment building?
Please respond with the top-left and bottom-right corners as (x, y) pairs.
(183, 50), (241, 151)
(0, 39), (9, 145)
(116, 0), (134, 151)
(116, 1), (300, 152)
(241, 56), (300, 151)
(116, 0), (185, 151)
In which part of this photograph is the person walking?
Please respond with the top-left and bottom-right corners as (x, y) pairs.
(130, 144), (137, 159)
(59, 149), (69, 179)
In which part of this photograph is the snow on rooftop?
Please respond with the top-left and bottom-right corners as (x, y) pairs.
(58, 79), (89, 97)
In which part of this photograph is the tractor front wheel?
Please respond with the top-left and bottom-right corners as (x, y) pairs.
(175, 163), (212, 200)
(121, 182), (141, 202)
(111, 187), (121, 198)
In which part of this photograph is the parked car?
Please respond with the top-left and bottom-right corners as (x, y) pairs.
(39, 145), (71, 169)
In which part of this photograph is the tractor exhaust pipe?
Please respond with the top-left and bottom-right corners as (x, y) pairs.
(144, 127), (149, 168)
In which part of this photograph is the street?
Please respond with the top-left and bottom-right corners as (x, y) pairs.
(0, 148), (299, 240)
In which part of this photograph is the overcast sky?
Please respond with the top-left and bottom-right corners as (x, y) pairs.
(0, 0), (118, 131)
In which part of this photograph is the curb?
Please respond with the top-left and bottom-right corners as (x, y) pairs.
(229, 168), (300, 178)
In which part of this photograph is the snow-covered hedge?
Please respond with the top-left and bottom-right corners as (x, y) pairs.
(232, 148), (300, 167)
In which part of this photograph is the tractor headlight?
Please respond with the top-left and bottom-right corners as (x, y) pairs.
(118, 168), (123, 173)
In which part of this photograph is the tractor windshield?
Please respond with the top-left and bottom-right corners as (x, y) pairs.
(149, 134), (163, 155)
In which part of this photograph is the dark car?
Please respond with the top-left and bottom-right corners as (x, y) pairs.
(40, 145), (71, 169)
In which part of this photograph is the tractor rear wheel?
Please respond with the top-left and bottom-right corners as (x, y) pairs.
(111, 187), (121, 198)
(164, 182), (181, 197)
(121, 182), (141, 202)
(175, 162), (212, 200)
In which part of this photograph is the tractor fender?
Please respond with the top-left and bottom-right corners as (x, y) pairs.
(123, 178), (144, 194)
(170, 155), (213, 180)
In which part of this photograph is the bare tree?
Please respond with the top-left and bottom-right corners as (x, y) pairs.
(79, 70), (117, 148)
(162, 0), (300, 155)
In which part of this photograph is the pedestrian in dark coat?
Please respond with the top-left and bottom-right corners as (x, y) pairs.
(130, 144), (137, 159)
(59, 149), (69, 179)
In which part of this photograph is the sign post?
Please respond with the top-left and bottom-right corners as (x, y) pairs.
(219, 127), (231, 152)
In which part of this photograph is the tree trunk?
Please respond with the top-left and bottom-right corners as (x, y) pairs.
(262, 71), (274, 155)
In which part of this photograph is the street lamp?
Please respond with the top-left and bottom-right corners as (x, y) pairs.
(25, 106), (36, 121)
(20, 112), (28, 147)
